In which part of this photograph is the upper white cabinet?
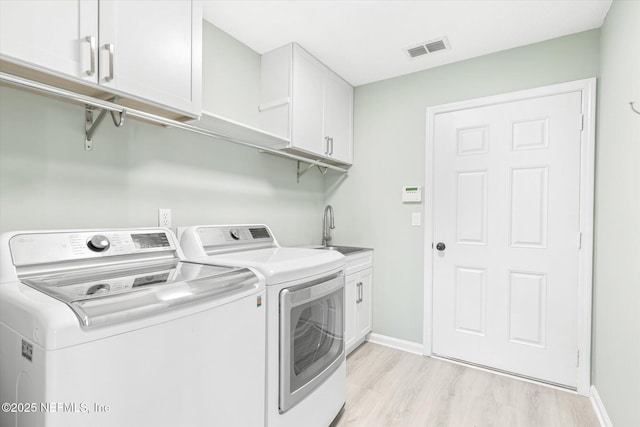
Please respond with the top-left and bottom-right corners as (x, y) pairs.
(323, 71), (353, 162)
(260, 43), (353, 165)
(0, 0), (98, 81)
(98, 1), (201, 115)
(0, 0), (202, 118)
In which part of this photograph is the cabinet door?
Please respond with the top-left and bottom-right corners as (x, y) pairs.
(324, 71), (353, 164)
(99, 0), (201, 114)
(344, 274), (358, 353)
(0, 0), (98, 83)
(357, 269), (373, 338)
(291, 46), (326, 156)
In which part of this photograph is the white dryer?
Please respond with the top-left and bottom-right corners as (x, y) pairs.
(0, 228), (266, 427)
(179, 224), (346, 427)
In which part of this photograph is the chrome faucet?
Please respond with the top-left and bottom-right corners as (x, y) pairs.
(322, 205), (335, 246)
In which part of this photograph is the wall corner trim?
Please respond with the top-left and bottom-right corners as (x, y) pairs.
(367, 333), (423, 355)
(590, 385), (613, 427)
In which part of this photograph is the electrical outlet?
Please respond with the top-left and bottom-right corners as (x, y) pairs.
(158, 208), (172, 229)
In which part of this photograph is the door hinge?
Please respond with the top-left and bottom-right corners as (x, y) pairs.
(577, 232), (582, 249)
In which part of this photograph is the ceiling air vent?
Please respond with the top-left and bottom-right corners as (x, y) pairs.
(406, 37), (450, 59)
(407, 45), (428, 58)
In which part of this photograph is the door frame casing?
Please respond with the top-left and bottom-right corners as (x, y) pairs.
(422, 78), (596, 396)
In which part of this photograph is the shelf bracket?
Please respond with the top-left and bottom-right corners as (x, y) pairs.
(297, 161), (315, 183)
(296, 161), (331, 183)
(85, 97), (126, 150)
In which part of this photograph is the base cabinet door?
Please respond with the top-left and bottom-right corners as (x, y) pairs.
(356, 269), (372, 339)
(344, 274), (359, 354)
(345, 250), (373, 355)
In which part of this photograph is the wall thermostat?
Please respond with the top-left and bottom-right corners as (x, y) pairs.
(402, 186), (422, 203)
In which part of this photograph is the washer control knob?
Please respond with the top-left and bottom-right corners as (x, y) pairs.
(229, 229), (240, 240)
(87, 235), (110, 252)
(86, 283), (110, 296)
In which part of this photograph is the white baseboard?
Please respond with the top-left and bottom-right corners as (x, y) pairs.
(367, 333), (423, 355)
(590, 385), (613, 427)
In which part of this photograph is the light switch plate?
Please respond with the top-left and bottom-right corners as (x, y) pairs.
(412, 212), (421, 226)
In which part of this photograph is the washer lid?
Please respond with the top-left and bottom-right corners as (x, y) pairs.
(201, 247), (346, 284)
(21, 261), (259, 328)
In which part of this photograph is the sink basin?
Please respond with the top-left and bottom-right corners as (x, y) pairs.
(317, 245), (366, 255)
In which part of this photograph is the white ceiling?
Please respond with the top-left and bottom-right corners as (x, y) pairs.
(203, 0), (612, 87)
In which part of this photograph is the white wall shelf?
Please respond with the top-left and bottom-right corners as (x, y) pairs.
(191, 110), (289, 150)
(0, 72), (349, 178)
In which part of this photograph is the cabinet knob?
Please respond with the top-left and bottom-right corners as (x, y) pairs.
(436, 242), (446, 251)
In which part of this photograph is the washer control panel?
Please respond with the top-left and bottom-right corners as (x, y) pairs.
(62, 270), (174, 299)
(9, 229), (176, 267)
(197, 225), (274, 249)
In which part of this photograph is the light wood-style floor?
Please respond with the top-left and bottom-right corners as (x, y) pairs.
(331, 342), (599, 427)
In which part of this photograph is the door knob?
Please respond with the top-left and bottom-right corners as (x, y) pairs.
(436, 242), (446, 251)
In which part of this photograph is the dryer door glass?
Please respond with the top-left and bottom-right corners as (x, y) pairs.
(279, 273), (344, 413)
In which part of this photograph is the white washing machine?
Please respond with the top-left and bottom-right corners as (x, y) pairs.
(179, 224), (346, 427)
(0, 228), (266, 427)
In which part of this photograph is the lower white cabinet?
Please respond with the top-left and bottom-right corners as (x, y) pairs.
(345, 250), (373, 355)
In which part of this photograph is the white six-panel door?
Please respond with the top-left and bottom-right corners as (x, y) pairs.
(431, 89), (585, 388)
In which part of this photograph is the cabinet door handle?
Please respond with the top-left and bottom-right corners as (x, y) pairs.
(330, 137), (334, 156)
(324, 136), (330, 155)
(104, 43), (115, 82)
(85, 36), (96, 77)
(357, 282), (363, 303)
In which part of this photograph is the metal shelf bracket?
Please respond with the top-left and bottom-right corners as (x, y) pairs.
(296, 161), (314, 183)
(85, 98), (126, 150)
(297, 161), (329, 183)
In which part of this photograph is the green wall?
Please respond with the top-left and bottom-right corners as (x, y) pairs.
(202, 22), (261, 126)
(326, 29), (601, 343)
(593, 1), (640, 425)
